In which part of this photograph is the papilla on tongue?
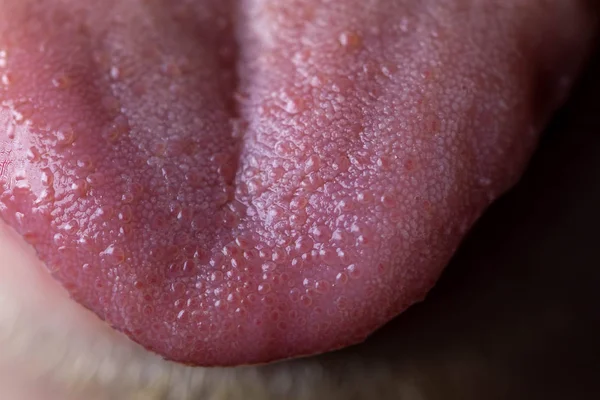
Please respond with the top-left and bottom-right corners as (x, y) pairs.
(0, 0), (595, 365)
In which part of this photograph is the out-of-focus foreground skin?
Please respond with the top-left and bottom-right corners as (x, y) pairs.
(1, 1), (600, 400)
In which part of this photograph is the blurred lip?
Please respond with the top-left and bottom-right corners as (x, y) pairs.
(0, 218), (175, 399)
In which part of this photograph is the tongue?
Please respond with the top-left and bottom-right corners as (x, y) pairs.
(0, 0), (594, 366)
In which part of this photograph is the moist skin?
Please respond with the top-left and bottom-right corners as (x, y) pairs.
(0, 0), (596, 369)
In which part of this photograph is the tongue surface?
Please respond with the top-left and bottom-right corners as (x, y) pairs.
(0, 0), (593, 365)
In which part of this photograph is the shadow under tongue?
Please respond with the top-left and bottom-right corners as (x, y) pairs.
(263, 43), (600, 400)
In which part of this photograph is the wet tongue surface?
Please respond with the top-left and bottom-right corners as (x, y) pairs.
(0, 0), (592, 365)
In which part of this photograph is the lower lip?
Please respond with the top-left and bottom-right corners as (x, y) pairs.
(0, 219), (171, 398)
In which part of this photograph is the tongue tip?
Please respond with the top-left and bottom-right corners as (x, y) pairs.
(137, 323), (370, 367)
(116, 278), (437, 367)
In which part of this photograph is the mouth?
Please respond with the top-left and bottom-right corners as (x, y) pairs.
(0, 0), (595, 367)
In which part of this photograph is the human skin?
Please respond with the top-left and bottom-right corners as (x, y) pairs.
(1, 0), (599, 398)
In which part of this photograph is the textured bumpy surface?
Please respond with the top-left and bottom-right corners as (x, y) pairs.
(0, 0), (590, 365)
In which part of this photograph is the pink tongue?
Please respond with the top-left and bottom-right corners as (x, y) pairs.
(0, 0), (592, 365)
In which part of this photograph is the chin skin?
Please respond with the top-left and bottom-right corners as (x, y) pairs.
(0, 0), (598, 399)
